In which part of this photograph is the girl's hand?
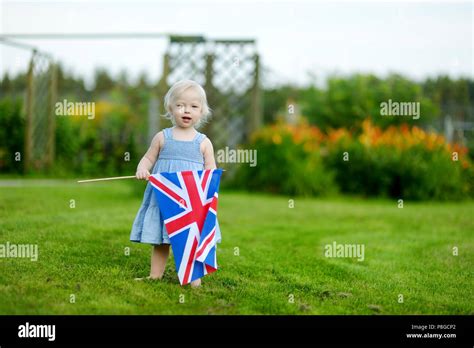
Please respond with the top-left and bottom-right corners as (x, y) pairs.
(136, 169), (150, 180)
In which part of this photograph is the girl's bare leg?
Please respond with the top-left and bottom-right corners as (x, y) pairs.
(135, 244), (170, 280)
(135, 244), (201, 286)
(149, 244), (170, 279)
(150, 244), (201, 286)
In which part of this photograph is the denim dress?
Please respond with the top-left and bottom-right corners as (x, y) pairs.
(130, 127), (222, 245)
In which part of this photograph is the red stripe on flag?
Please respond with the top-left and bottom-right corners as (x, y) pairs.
(195, 230), (215, 259)
(165, 211), (194, 236)
(205, 264), (216, 274)
(201, 170), (210, 191)
(183, 237), (199, 284)
(182, 172), (207, 232)
(149, 176), (187, 208)
(210, 195), (218, 211)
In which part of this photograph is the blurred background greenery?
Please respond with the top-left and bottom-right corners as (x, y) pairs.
(1, 67), (472, 200)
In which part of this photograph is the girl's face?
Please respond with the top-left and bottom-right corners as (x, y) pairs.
(171, 88), (203, 128)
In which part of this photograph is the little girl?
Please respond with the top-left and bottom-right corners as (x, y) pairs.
(130, 79), (221, 287)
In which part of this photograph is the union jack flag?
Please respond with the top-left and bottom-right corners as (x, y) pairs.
(149, 169), (222, 285)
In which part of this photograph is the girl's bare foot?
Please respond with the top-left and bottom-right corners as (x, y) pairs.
(190, 278), (201, 288)
(134, 245), (170, 281)
(134, 275), (161, 281)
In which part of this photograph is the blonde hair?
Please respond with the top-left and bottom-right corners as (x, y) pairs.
(163, 79), (212, 129)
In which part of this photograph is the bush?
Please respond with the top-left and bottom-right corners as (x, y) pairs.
(233, 118), (472, 200)
(57, 99), (140, 176)
(232, 120), (337, 196)
(0, 98), (24, 173)
(325, 120), (472, 200)
(301, 73), (440, 131)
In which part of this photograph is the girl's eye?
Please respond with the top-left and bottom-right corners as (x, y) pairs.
(192, 106), (199, 108)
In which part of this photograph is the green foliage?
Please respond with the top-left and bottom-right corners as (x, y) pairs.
(0, 83), (147, 176)
(233, 122), (337, 196)
(0, 98), (24, 173)
(232, 119), (472, 201)
(325, 143), (467, 200)
(301, 73), (439, 130)
(262, 85), (299, 124)
(67, 98), (140, 176)
(323, 120), (472, 200)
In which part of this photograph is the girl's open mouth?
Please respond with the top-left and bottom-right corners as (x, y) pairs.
(182, 116), (192, 122)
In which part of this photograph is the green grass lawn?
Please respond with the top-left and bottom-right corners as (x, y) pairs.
(0, 180), (473, 315)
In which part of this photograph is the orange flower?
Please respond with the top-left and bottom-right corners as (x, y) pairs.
(252, 117), (472, 169)
(272, 133), (282, 144)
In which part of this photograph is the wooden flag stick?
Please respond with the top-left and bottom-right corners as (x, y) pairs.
(77, 169), (226, 183)
(77, 175), (136, 183)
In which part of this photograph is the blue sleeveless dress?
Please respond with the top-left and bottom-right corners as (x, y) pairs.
(130, 127), (222, 245)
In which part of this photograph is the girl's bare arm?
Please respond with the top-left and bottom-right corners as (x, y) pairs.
(136, 131), (164, 179)
(202, 138), (217, 170)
